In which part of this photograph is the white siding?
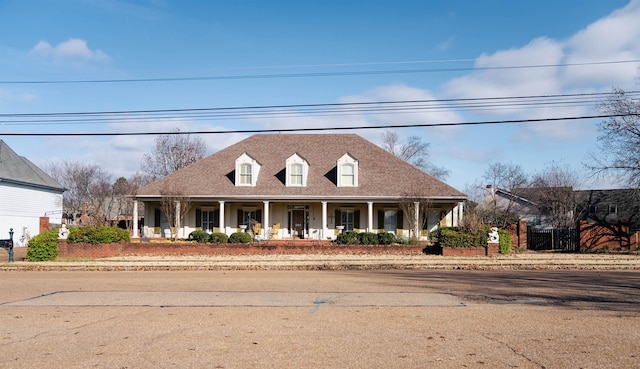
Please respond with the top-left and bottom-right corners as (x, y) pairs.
(0, 182), (63, 241)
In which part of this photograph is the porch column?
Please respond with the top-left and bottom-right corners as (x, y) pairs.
(414, 201), (420, 239)
(367, 201), (373, 232)
(175, 201), (181, 238)
(321, 201), (327, 240)
(132, 200), (139, 238)
(218, 201), (225, 233)
(263, 201), (270, 238)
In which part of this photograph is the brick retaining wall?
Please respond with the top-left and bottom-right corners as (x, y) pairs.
(57, 240), (426, 258)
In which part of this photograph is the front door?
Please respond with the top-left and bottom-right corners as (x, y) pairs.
(292, 209), (305, 239)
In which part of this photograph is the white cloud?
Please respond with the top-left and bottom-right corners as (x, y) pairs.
(444, 37), (565, 100)
(30, 38), (110, 63)
(441, 1), (640, 141)
(563, 0), (640, 88)
(340, 84), (464, 141)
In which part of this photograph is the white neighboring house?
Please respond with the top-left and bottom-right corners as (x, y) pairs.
(0, 140), (65, 245)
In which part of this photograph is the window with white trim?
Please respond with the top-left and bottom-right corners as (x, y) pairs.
(235, 153), (261, 187)
(285, 153), (309, 187)
(336, 153), (358, 187)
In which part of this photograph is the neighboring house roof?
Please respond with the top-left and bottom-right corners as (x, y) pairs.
(575, 189), (640, 231)
(0, 140), (65, 192)
(137, 134), (466, 202)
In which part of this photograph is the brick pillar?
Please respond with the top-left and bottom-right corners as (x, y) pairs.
(487, 242), (499, 256)
(58, 239), (68, 257)
(519, 219), (528, 249)
(39, 217), (50, 233)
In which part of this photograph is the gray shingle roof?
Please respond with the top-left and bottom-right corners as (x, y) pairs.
(0, 140), (65, 192)
(137, 134), (466, 201)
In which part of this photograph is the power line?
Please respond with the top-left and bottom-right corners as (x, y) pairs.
(2, 59), (639, 85)
(1, 91), (637, 127)
(0, 114), (631, 137)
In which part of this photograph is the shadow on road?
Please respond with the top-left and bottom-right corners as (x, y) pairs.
(369, 270), (640, 313)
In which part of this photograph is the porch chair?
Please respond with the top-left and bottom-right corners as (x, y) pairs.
(270, 223), (280, 239)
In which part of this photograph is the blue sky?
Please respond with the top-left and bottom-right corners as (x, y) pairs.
(1, 0), (639, 193)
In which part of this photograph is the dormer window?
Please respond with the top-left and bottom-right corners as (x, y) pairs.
(337, 153), (358, 187)
(239, 163), (252, 185)
(235, 153), (260, 187)
(286, 153), (309, 187)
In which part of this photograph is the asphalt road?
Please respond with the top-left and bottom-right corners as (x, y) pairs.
(1, 269), (638, 368)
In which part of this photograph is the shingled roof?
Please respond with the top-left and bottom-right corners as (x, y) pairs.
(137, 134), (466, 201)
(0, 140), (64, 192)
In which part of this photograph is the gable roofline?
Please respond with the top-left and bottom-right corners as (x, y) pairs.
(0, 140), (65, 193)
(136, 133), (467, 199)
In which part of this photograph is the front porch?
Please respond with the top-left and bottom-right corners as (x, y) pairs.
(134, 199), (465, 242)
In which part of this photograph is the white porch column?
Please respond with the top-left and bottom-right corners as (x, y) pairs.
(132, 200), (139, 238)
(175, 201), (181, 238)
(263, 201), (270, 237)
(367, 201), (373, 232)
(414, 201), (420, 239)
(218, 201), (225, 234)
(321, 201), (327, 240)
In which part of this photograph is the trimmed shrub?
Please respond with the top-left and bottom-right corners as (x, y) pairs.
(358, 232), (378, 245)
(377, 232), (396, 245)
(335, 230), (360, 245)
(188, 230), (210, 243)
(498, 229), (512, 254)
(67, 226), (130, 244)
(26, 228), (59, 261)
(229, 232), (252, 244)
(435, 227), (487, 248)
(210, 232), (229, 244)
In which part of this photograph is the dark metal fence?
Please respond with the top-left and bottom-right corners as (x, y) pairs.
(527, 228), (578, 252)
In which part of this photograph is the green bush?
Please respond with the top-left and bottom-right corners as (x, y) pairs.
(377, 232), (396, 245)
(358, 232), (378, 245)
(188, 230), (210, 243)
(498, 230), (512, 254)
(229, 232), (252, 244)
(67, 226), (130, 244)
(26, 228), (59, 261)
(435, 227), (486, 248)
(210, 232), (229, 244)
(335, 231), (360, 245)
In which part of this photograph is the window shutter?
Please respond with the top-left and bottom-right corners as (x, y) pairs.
(154, 209), (161, 227)
(195, 209), (202, 227)
(378, 211), (384, 230)
(214, 210), (220, 227)
(354, 210), (360, 229)
(397, 210), (404, 229)
(256, 209), (262, 223)
(237, 209), (243, 227)
(335, 209), (341, 227)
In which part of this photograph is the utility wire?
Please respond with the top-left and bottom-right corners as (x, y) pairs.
(0, 114), (632, 137)
(1, 59), (639, 85)
(1, 91), (637, 126)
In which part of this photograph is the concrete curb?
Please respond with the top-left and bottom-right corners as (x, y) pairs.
(2, 253), (640, 271)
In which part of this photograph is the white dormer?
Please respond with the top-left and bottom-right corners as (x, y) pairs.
(286, 153), (309, 187)
(337, 153), (358, 187)
(235, 153), (261, 187)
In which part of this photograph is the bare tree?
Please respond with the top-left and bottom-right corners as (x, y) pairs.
(47, 159), (112, 225)
(399, 186), (433, 240)
(141, 130), (207, 180)
(480, 162), (529, 227)
(382, 131), (450, 180)
(531, 162), (581, 229)
(159, 185), (192, 240)
(588, 87), (640, 189)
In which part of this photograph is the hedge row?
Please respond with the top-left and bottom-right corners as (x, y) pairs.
(26, 225), (131, 261)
